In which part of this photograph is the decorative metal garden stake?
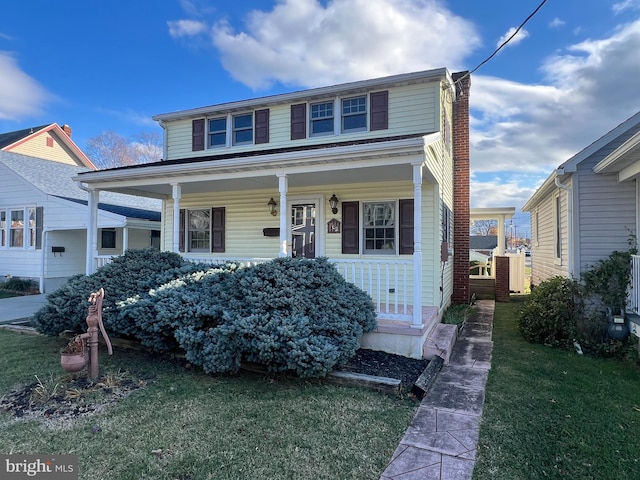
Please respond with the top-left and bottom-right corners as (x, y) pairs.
(76, 288), (113, 380)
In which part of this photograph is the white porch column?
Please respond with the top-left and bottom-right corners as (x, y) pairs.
(278, 174), (288, 257)
(122, 227), (129, 253)
(497, 214), (507, 255)
(86, 188), (99, 275)
(172, 183), (181, 253)
(412, 163), (423, 327)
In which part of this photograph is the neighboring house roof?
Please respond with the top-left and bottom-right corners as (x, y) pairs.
(523, 111), (640, 211)
(0, 123), (96, 170)
(58, 197), (161, 221)
(0, 151), (161, 217)
(470, 236), (498, 250)
(0, 125), (50, 149)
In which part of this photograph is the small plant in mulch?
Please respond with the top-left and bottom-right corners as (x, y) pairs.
(0, 369), (151, 427)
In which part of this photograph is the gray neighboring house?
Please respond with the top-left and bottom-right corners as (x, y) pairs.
(522, 111), (640, 287)
(0, 151), (161, 292)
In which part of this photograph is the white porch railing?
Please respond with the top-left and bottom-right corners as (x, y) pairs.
(628, 254), (640, 314)
(96, 255), (116, 268)
(329, 258), (413, 321)
(95, 254), (413, 322)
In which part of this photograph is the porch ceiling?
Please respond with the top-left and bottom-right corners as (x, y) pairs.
(75, 135), (440, 199)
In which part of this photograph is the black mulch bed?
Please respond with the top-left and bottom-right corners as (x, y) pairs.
(342, 349), (430, 391)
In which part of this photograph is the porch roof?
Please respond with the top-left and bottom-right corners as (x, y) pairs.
(74, 133), (441, 199)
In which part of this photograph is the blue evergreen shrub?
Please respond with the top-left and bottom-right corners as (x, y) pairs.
(174, 257), (377, 377)
(32, 249), (188, 335)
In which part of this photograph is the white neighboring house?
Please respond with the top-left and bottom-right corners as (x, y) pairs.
(0, 151), (161, 292)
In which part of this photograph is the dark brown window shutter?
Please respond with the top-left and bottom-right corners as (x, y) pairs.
(341, 201), (359, 254)
(370, 91), (388, 131)
(179, 209), (185, 252)
(255, 109), (269, 144)
(290, 103), (307, 140)
(211, 207), (225, 253)
(192, 119), (205, 151)
(399, 199), (414, 255)
(35, 207), (44, 250)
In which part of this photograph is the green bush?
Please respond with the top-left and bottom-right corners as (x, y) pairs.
(33, 253), (377, 378)
(116, 262), (240, 351)
(32, 249), (187, 335)
(174, 257), (377, 378)
(518, 276), (584, 348)
(0, 277), (38, 293)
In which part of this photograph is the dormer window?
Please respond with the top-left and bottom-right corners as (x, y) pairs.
(310, 101), (334, 136)
(208, 118), (227, 148)
(342, 96), (367, 133)
(233, 114), (253, 145)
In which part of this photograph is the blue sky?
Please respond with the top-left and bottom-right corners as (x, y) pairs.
(2, 0), (640, 238)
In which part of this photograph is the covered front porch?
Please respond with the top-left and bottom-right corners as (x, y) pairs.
(78, 135), (453, 359)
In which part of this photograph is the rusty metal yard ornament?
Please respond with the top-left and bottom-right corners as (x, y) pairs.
(61, 288), (113, 380)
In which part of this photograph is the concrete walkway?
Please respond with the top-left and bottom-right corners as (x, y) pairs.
(380, 300), (494, 480)
(0, 293), (48, 324)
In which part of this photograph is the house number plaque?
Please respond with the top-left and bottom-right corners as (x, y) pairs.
(327, 218), (341, 234)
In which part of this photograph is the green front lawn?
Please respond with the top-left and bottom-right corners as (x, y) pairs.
(474, 296), (640, 479)
(0, 330), (417, 480)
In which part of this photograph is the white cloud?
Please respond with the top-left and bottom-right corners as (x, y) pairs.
(496, 27), (529, 48)
(469, 19), (640, 210)
(170, 0), (481, 90)
(548, 17), (565, 29)
(0, 52), (51, 120)
(168, 19), (208, 38)
(613, 0), (640, 14)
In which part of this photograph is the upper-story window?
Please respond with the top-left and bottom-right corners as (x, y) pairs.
(342, 96), (367, 133)
(208, 118), (227, 148)
(233, 114), (253, 145)
(310, 101), (334, 136)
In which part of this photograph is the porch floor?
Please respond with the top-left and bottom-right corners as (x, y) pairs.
(374, 305), (439, 334)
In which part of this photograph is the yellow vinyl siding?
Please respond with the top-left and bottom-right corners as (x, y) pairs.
(8, 132), (79, 166)
(163, 82), (441, 161)
(164, 180), (441, 308)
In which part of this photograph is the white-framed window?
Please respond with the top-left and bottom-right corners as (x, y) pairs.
(363, 202), (396, 254)
(10, 209), (24, 247)
(101, 228), (117, 249)
(208, 117), (227, 148)
(27, 207), (36, 247)
(342, 96), (367, 133)
(232, 113), (253, 145)
(187, 209), (211, 252)
(0, 211), (5, 247)
(310, 101), (334, 136)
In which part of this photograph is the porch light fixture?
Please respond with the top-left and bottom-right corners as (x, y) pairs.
(267, 197), (277, 216)
(329, 193), (339, 214)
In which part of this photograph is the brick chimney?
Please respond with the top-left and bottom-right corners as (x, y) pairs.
(61, 124), (72, 138)
(451, 71), (471, 304)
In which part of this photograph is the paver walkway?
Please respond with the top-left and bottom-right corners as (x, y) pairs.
(380, 300), (494, 479)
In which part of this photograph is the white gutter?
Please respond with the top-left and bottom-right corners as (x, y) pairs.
(554, 168), (574, 277)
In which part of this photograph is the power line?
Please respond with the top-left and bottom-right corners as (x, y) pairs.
(455, 0), (549, 85)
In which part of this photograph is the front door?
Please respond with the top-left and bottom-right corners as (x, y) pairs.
(291, 203), (315, 258)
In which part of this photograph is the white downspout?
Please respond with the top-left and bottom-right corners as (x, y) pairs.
(555, 169), (574, 277)
(39, 229), (51, 293)
(76, 181), (99, 275)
